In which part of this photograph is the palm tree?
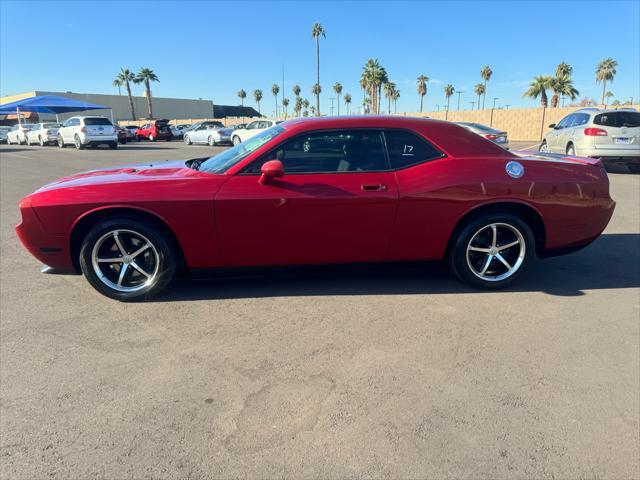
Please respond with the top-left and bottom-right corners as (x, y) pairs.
(311, 84), (321, 115)
(333, 82), (343, 115)
(444, 84), (455, 112)
(271, 84), (280, 117)
(549, 76), (579, 108)
(556, 61), (573, 78)
(384, 81), (396, 114)
(115, 68), (137, 120)
(416, 75), (429, 112)
(292, 85), (301, 116)
(238, 89), (247, 106)
(253, 89), (263, 114)
(480, 65), (493, 109)
(523, 75), (553, 108)
(392, 89), (400, 113)
(361, 59), (387, 114)
(134, 67), (159, 119)
(112, 77), (123, 96)
(344, 93), (352, 114)
(605, 91), (614, 107)
(302, 98), (310, 117)
(311, 23), (326, 115)
(310, 106), (316, 116)
(282, 98), (290, 119)
(611, 99), (621, 107)
(596, 58), (618, 106)
(474, 84), (485, 110)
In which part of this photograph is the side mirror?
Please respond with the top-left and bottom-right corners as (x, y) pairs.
(549, 123), (557, 129)
(259, 160), (284, 184)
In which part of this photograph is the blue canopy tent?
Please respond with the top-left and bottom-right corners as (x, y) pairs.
(0, 95), (112, 124)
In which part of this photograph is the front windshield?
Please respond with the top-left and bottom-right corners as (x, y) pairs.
(199, 125), (285, 174)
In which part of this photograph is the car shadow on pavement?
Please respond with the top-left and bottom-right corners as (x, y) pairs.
(153, 233), (639, 302)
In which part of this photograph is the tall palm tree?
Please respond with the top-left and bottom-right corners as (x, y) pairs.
(237, 89), (247, 106)
(444, 84), (455, 112)
(302, 98), (310, 110)
(611, 99), (621, 107)
(282, 98), (290, 119)
(343, 93), (352, 114)
(112, 77), (123, 96)
(292, 85), (301, 115)
(605, 91), (614, 107)
(480, 65), (493, 109)
(474, 84), (485, 110)
(311, 23), (326, 115)
(523, 75), (553, 107)
(596, 58), (618, 106)
(311, 84), (321, 115)
(549, 76), (579, 108)
(384, 81), (396, 114)
(556, 61), (573, 78)
(271, 84), (280, 117)
(134, 67), (159, 119)
(361, 58), (387, 114)
(253, 89), (263, 114)
(333, 82), (343, 115)
(392, 89), (400, 113)
(115, 68), (137, 120)
(416, 75), (429, 112)
(310, 106), (316, 116)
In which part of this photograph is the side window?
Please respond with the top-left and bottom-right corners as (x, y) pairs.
(556, 115), (573, 129)
(384, 130), (444, 169)
(63, 119), (71, 127)
(11, 125), (18, 131)
(244, 130), (387, 174)
(246, 121), (258, 130)
(570, 113), (589, 127)
(71, 118), (80, 127)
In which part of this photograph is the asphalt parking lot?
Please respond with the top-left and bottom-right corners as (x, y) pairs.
(1, 141), (638, 479)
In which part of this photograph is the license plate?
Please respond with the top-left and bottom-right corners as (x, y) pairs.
(615, 137), (631, 144)
(496, 136), (507, 143)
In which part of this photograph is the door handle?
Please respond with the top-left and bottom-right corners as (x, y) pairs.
(361, 183), (387, 191)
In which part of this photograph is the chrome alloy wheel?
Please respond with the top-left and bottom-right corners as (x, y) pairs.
(91, 229), (160, 293)
(465, 223), (525, 282)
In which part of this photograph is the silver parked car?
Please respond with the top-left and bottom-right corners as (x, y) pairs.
(183, 121), (232, 146)
(26, 123), (62, 146)
(0, 126), (10, 144)
(540, 108), (640, 172)
(455, 122), (510, 149)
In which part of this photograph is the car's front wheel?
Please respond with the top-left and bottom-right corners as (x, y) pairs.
(58, 135), (66, 148)
(449, 213), (534, 289)
(208, 135), (216, 146)
(74, 135), (84, 150)
(539, 140), (548, 153)
(184, 134), (192, 145)
(79, 218), (176, 301)
(149, 134), (155, 142)
(232, 136), (241, 145)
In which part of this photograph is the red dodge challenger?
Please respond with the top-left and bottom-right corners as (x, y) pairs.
(16, 116), (615, 301)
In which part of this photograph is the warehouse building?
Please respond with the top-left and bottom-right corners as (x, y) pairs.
(0, 91), (260, 124)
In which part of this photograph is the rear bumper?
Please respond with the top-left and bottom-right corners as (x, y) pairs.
(80, 134), (117, 145)
(581, 145), (640, 159)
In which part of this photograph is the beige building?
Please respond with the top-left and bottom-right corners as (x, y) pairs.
(0, 90), (214, 122)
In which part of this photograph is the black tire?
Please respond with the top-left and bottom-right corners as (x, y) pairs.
(449, 213), (535, 289)
(165, 136), (172, 142)
(232, 135), (241, 146)
(109, 142), (118, 149)
(136, 135), (142, 142)
(184, 134), (192, 145)
(119, 138), (127, 145)
(58, 135), (66, 148)
(208, 135), (215, 146)
(79, 218), (176, 301)
(566, 143), (575, 156)
(628, 164), (640, 174)
(538, 140), (548, 153)
(74, 135), (84, 150)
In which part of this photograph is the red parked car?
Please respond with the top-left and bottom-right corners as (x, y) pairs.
(135, 119), (172, 142)
(15, 116), (615, 300)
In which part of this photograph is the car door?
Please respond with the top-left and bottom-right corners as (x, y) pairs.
(548, 114), (573, 152)
(239, 121), (258, 142)
(8, 125), (18, 143)
(192, 124), (208, 143)
(214, 129), (399, 267)
(61, 118), (73, 142)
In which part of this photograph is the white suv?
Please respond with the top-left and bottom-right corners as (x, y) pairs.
(57, 116), (118, 150)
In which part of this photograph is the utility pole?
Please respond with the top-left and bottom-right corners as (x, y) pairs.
(505, 104), (511, 110)
(469, 101), (476, 110)
(329, 97), (335, 116)
(492, 97), (499, 109)
(456, 91), (465, 111)
(435, 104), (440, 112)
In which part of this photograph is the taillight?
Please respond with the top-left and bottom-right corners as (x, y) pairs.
(80, 127), (86, 133)
(484, 134), (498, 140)
(584, 127), (608, 136)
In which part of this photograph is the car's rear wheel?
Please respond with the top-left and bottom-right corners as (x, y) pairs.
(79, 218), (176, 301)
(232, 136), (241, 145)
(449, 213), (534, 289)
(184, 134), (192, 145)
(566, 143), (575, 156)
(109, 142), (118, 149)
(539, 140), (548, 152)
(74, 135), (84, 150)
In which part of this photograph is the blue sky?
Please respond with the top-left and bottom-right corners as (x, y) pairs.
(1, 0), (639, 113)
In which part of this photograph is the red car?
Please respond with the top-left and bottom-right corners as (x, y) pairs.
(15, 116), (615, 301)
(135, 119), (172, 142)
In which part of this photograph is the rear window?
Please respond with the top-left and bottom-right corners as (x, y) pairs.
(84, 118), (112, 126)
(384, 130), (444, 169)
(594, 111), (640, 128)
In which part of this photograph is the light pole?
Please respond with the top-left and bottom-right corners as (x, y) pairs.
(505, 104), (511, 110)
(469, 101), (476, 110)
(492, 97), (499, 109)
(456, 91), (465, 111)
(435, 104), (440, 112)
(329, 97), (336, 116)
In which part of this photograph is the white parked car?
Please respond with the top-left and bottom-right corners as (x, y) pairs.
(26, 123), (62, 146)
(7, 124), (34, 145)
(230, 119), (281, 145)
(0, 126), (11, 143)
(57, 116), (118, 149)
(183, 121), (232, 146)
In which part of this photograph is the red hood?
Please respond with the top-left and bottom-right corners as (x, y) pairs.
(36, 159), (205, 192)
